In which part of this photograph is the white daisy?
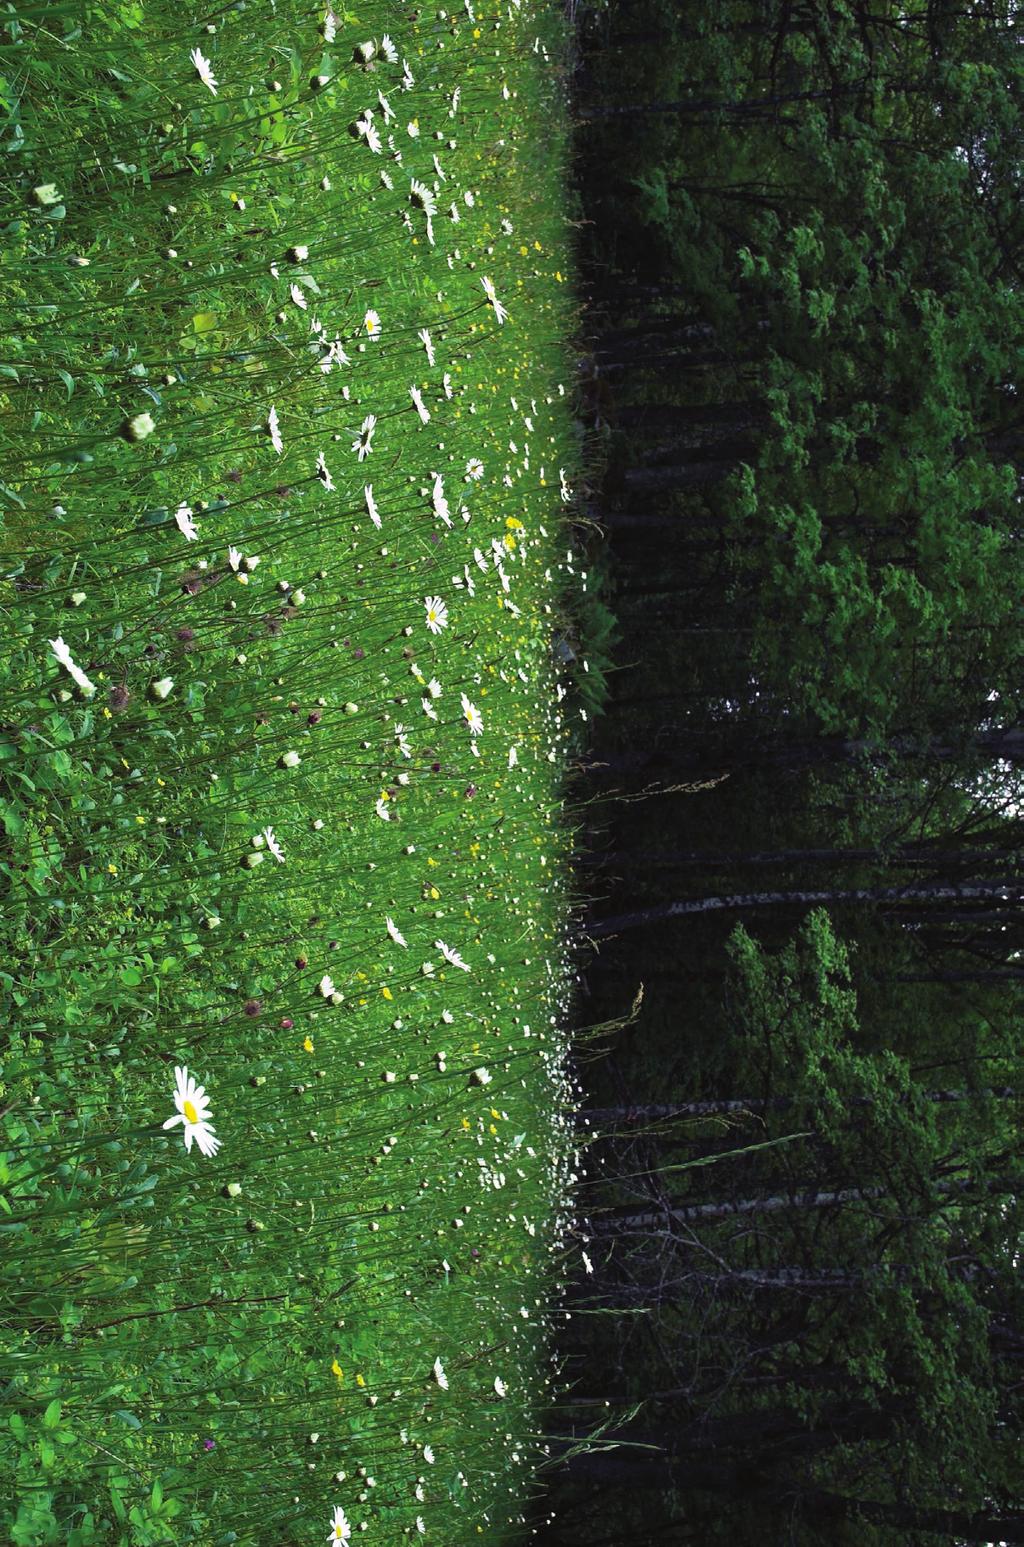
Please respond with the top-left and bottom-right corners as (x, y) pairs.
(317, 451), (335, 491)
(465, 457), (484, 481)
(380, 33), (398, 62)
(375, 797), (391, 821)
(424, 596), (448, 634)
(319, 974), (336, 998)
(435, 939), (469, 972)
(410, 179), (437, 219)
(410, 385), (430, 425)
(508, 746), (518, 769)
(427, 677), (442, 699)
(432, 1357), (448, 1391)
(431, 474), (451, 526)
(460, 693), (483, 736)
(190, 47), (218, 95)
(363, 309), (381, 339)
(422, 697), (437, 721)
(386, 916), (408, 948)
(353, 415), (376, 461)
(48, 636), (96, 697)
(443, 372), (454, 400)
(174, 503), (197, 541)
(228, 546), (243, 573)
(262, 826), (285, 863)
(267, 405), (283, 453)
(481, 275), (508, 325)
(364, 484), (381, 527)
(494, 1377), (507, 1398)
(326, 1505), (351, 1544)
(322, 9), (338, 43)
(289, 282), (308, 311)
(418, 328), (436, 367)
(162, 1066), (220, 1157)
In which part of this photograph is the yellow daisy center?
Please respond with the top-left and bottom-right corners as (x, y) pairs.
(183, 1098), (199, 1123)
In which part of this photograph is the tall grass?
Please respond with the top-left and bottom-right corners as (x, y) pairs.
(0, 3), (584, 1542)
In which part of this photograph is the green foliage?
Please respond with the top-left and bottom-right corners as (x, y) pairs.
(0, 3), (585, 1543)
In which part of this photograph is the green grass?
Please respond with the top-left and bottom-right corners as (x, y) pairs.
(0, 3), (584, 1542)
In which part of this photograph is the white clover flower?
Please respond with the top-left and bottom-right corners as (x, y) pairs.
(190, 46), (218, 95)
(424, 596), (448, 635)
(162, 1065), (220, 1156)
(267, 404), (283, 453)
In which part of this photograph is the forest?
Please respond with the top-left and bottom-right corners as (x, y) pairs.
(549, 0), (1024, 1543)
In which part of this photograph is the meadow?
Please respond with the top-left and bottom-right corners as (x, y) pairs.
(0, 3), (585, 1542)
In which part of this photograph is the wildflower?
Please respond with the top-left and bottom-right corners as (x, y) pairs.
(322, 9), (337, 43)
(380, 33), (398, 62)
(494, 1377), (507, 1398)
(162, 1066), (220, 1157)
(150, 677), (174, 701)
(443, 372), (454, 400)
(32, 183), (62, 207)
(289, 282), (308, 311)
(317, 451), (335, 491)
(267, 404), (283, 453)
(320, 336), (350, 374)
(228, 546), (243, 572)
(508, 746), (518, 769)
(174, 503), (197, 541)
(465, 457), (484, 480)
(363, 309), (381, 339)
(353, 39), (375, 64)
(378, 91), (395, 124)
(418, 327), (435, 367)
(582, 1251), (594, 1275)
(432, 1357), (448, 1391)
(263, 826), (285, 862)
(481, 275), (508, 325)
(319, 974), (336, 998)
(190, 46), (218, 95)
(427, 677), (442, 699)
(470, 1067), (492, 1087)
(48, 636), (96, 696)
(326, 1505), (352, 1544)
(123, 411), (155, 442)
(353, 415), (376, 460)
(410, 386), (430, 425)
(386, 916), (407, 948)
(410, 179), (437, 219)
(431, 474), (451, 526)
(422, 697), (437, 721)
(364, 485), (381, 527)
(280, 750), (302, 768)
(424, 596), (448, 635)
(460, 693), (483, 736)
(435, 939), (469, 972)
(375, 797), (391, 821)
